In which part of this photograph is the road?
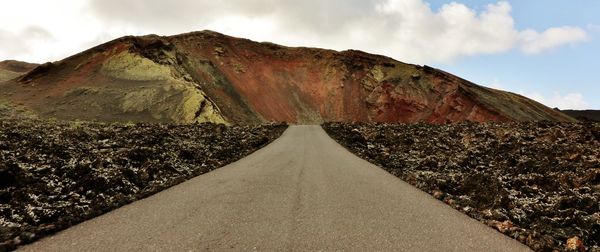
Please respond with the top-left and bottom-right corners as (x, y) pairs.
(21, 125), (531, 251)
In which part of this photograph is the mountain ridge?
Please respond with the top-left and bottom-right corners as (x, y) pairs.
(0, 60), (38, 83)
(0, 30), (575, 124)
(559, 109), (600, 122)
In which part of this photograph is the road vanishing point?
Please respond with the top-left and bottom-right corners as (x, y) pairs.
(21, 125), (531, 251)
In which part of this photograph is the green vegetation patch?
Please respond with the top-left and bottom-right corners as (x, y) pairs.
(0, 69), (21, 82)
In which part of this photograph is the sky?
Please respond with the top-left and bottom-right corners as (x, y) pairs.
(0, 0), (597, 109)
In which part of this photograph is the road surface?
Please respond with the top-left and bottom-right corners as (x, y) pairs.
(21, 125), (530, 251)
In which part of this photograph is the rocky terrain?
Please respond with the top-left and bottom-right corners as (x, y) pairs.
(0, 31), (573, 124)
(561, 110), (600, 122)
(0, 119), (286, 251)
(324, 122), (599, 252)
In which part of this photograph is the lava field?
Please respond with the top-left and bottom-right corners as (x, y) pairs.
(0, 119), (286, 251)
(324, 122), (599, 252)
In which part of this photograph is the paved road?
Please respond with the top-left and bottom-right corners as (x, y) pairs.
(21, 125), (530, 251)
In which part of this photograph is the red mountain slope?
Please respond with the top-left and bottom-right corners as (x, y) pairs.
(0, 31), (574, 124)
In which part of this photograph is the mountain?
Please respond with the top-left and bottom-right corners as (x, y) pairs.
(0, 30), (574, 124)
(0, 60), (38, 82)
(559, 109), (600, 122)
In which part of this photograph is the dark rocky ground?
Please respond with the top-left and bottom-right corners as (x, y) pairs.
(0, 118), (286, 251)
(324, 122), (599, 252)
(560, 110), (600, 123)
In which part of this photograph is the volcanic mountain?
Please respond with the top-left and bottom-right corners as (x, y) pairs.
(0, 31), (574, 124)
(559, 109), (600, 122)
(0, 60), (38, 82)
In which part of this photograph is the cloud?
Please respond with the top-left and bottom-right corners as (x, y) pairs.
(0, 0), (591, 63)
(488, 78), (505, 90)
(519, 26), (589, 54)
(524, 92), (590, 110)
(87, 0), (522, 62)
(87, 0), (589, 64)
(0, 0), (111, 62)
(0, 26), (53, 60)
(365, 1), (518, 62)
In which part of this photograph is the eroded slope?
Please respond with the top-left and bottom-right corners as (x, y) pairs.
(0, 31), (575, 124)
(0, 60), (38, 82)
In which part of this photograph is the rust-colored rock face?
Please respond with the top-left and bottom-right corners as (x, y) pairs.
(0, 31), (575, 124)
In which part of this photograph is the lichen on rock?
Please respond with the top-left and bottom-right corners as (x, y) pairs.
(370, 65), (385, 82)
(101, 51), (172, 81)
(119, 80), (226, 124)
(177, 84), (227, 124)
(99, 50), (227, 124)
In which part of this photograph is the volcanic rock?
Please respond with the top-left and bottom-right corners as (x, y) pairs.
(324, 121), (600, 252)
(566, 236), (585, 252)
(560, 109), (600, 122)
(0, 118), (286, 251)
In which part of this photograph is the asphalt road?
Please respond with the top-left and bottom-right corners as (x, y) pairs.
(21, 125), (531, 251)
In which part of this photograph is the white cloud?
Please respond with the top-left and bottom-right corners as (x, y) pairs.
(0, 27), (54, 59)
(0, 0), (591, 63)
(0, 0), (121, 62)
(365, 1), (518, 62)
(519, 26), (589, 54)
(488, 78), (505, 90)
(523, 92), (589, 110)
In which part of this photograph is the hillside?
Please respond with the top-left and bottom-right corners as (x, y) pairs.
(0, 60), (38, 82)
(0, 31), (574, 124)
(560, 109), (600, 122)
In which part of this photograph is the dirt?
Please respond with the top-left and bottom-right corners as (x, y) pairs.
(324, 122), (599, 252)
(0, 118), (286, 251)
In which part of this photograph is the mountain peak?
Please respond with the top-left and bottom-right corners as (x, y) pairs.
(0, 31), (575, 124)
